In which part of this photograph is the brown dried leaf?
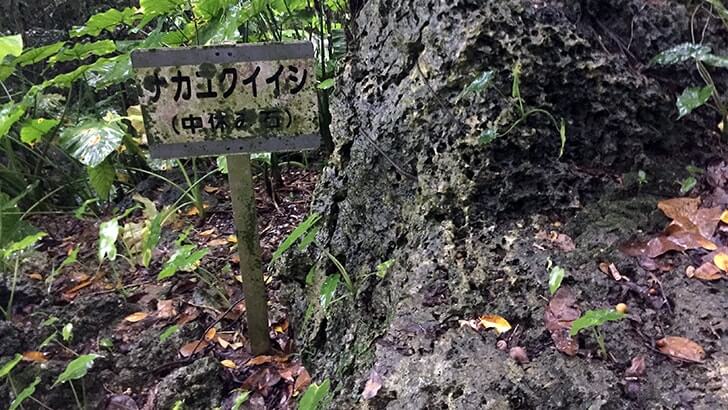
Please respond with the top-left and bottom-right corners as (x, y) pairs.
(207, 238), (229, 247)
(179, 340), (208, 357)
(294, 368), (312, 395)
(204, 327), (217, 341)
(220, 359), (237, 369)
(544, 287), (580, 356)
(625, 355), (647, 378)
(124, 312), (149, 323)
(692, 262), (723, 281)
(199, 228), (216, 237)
(656, 336), (705, 363)
(156, 300), (177, 319)
(362, 370), (383, 400)
(246, 355), (275, 366)
(22, 351), (47, 363)
(176, 306), (199, 325)
(27, 272), (43, 281)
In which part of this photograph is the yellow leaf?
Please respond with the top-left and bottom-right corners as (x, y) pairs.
(220, 359), (237, 369)
(22, 351), (47, 363)
(205, 327), (217, 341)
(199, 228), (216, 237)
(479, 314), (512, 334)
(217, 336), (230, 349)
(721, 210), (728, 224)
(203, 185), (219, 193)
(227, 235), (238, 244)
(207, 238), (228, 247)
(124, 312), (148, 323)
(185, 207), (200, 216)
(714, 253), (728, 271)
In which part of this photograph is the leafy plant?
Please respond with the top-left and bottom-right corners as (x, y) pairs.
(272, 213), (321, 261)
(53, 353), (102, 410)
(548, 265), (565, 295)
(9, 376), (41, 410)
(299, 379), (331, 410)
(1, 232), (46, 319)
(570, 309), (625, 357)
(158, 245), (210, 281)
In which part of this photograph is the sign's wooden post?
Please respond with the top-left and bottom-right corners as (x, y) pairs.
(227, 154), (270, 354)
(131, 42), (319, 356)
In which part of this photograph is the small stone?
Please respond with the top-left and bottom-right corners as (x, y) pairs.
(496, 340), (508, 351)
(509, 347), (529, 364)
(616, 303), (628, 314)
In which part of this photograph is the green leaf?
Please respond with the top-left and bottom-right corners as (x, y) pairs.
(298, 379), (330, 410)
(49, 40), (116, 64)
(99, 338), (114, 349)
(700, 53), (728, 68)
(159, 324), (179, 342)
(376, 260), (394, 279)
(85, 54), (132, 89)
(52, 354), (101, 388)
(652, 43), (711, 65)
(0, 354), (22, 378)
(460, 70), (495, 98)
(59, 119), (125, 167)
(569, 309), (625, 337)
(0, 102), (26, 138)
(142, 211), (165, 267)
(71, 7), (140, 38)
(15, 41), (65, 66)
(98, 218), (119, 262)
(559, 118), (567, 158)
(9, 376), (40, 410)
(231, 390), (250, 410)
(60, 247), (79, 270)
(297, 225), (319, 251)
(677, 85), (713, 118)
(272, 213), (321, 261)
(139, 0), (186, 27)
(216, 156), (228, 174)
(20, 118), (59, 144)
(548, 266), (565, 295)
(42, 64), (92, 89)
(62, 323), (73, 343)
(319, 275), (339, 310)
(38, 332), (57, 349)
(88, 160), (116, 201)
(679, 176), (698, 195)
(158, 245), (209, 280)
(0, 63), (15, 81)
(0, 35), (23, 63)
(3, 232), (46, 259)
(479, 128), (499, 145)
(318, 78), (335, 90)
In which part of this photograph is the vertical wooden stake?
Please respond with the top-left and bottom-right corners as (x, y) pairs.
(227, 154), (271, 355)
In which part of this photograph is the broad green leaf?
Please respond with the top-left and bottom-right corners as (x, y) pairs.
(8, 376), (40, 410)
(548, 266), (565, 295)
(20, 118), (59, 144)
(319, 274), (339, 310)
(318, 78), (335, 90)
(251, 152), (271, 164)
(85, 54), (132, 89)
(679, 176), (697, 195)
(677, 85), (713, 118)
(479, 128), (498, 145)
(652, 43), (710, 65)
(569, 309), (625, 337)
(297, 225), (319, 251)
(52, 354), (101, 388)
(231, 390), (250, 410)
(706, 0), (728, 26)
(460, 70), (495, 98)
(159, 324), (179, 342)
(62, 323), (73, 342)
(42, 64), (92, 89)
(139, 0), (186, 27)
(272, 213), (321, 261)
(700, 53), (728, 68)
(0, 354), (22, 378)
(59, 120), (125, 167)
(3, 232), (46, 259)
(88, 160), (116, 201)
(376, 259), (394, 279)
(15, 41), (65, 66)
(142, 212), (164, 267)
(98, 218), (119, 262)
(71, 7), (140, 37)
(298, 379), (330, 410)
(0, 103), (26, 138)
(0, 35), (23, 63)
(216, 156), (228, 174)
(0, 63), (14, 81)
(158, 245), (209, 280)
(49, 40), (116, 64)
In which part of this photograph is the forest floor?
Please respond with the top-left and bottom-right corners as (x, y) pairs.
(0, 163), (319, 409)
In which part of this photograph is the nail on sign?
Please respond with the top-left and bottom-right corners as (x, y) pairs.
(131, 42), (320, 159)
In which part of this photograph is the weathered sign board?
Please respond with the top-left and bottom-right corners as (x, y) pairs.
(131, 42), (319, 159)
(131, 42), (320, 355)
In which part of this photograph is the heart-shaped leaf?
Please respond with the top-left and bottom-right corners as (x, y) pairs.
(59, 120), (125, 167)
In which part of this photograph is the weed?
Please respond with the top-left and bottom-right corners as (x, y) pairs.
(570, 309), (625, 358)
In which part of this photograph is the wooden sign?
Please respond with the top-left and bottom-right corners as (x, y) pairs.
(131, 42), (322, 355)
(131, 42), (320, 159)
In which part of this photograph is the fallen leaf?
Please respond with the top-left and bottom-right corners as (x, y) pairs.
(274, 320), (289, 334)
(179, 340), (208, 357)
(294, 368), (312, 395)
(124, 312), (148, 323)
(185, 207), (200, 216)
(362, 370), (383, 400)
(535, 231), (575, 252)
(721, 210), (728, 224)
(227, 235), (238, 244)
(247, 355), (274, 366)
(692, 262), (723, 281)
(217, 336), (230, 349)
(199, 228), (216, 237)
(27, 272), (43, 281)
(203, 185), (219, 193)
(156, 300), (177, 319)
(205, 327), (217, 341)
(220, 359), (237, 369)
(714, 253), (728, 271)
(207, 238), (229, 247)
(544, 287), (581, 356)
(22, 351), (47, 363)
(479, 314), (512, 334)
(176, 306), (199, 325)
(61, 278), (93, 300)
(656, 336), (705, 363)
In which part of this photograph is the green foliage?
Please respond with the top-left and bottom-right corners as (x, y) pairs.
(652, 43), (711, 65)
(158, 245), (209, 280)
(231, 390), (250, 410)
(98, 218), (120, 262)
(88, 160), (116, 201)
(0, 103), (26, 138)
(376, 259), (394, 279)
(3, 232), (46, 259)
(20, 118), (59, 144)
(299, 379), (330, 410)
(548, 266), (565, 295)
(0, 354), (22, 378)
(272, 213), (321, 261)
(59, 120), (125, 167)
(0, 35), (23, 63)
(679, 176), (698, 194)
(52, 354), (101, 388)
(62, 323), (74, 343)
(460, 70), (494, 99)
(159, 324), (180, 342)
(14, 42), (66, 67)
(71, 7), (140, 38)
(677, 86), (714, 118)
(570, 309), (625, 337)
(49, 40), (117, 64)
(319, 274), (340, 310)
(9, 376), (41, 410)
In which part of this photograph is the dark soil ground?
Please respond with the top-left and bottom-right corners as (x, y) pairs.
(0, 162), (319, 409)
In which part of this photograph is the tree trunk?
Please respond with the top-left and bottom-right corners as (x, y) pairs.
(280, 0), (728, 408)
